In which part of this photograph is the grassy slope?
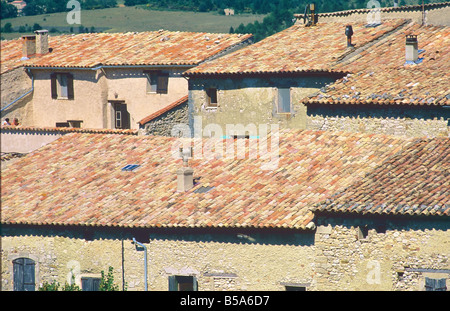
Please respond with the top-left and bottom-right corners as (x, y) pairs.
(1, 6), (266, 40)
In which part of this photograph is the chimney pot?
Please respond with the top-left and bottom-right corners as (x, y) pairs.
(405, 34), (418, 62)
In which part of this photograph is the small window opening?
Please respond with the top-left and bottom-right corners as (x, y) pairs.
(206, 88), (218, 108)
(169, 275), (198, 291)
(285, 286), (306, 291)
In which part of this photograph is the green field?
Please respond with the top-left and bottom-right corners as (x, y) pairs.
(1, 6), (266, 40)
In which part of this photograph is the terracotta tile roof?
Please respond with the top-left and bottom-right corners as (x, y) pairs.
(304, 23), (450, 106)
(138, 95), (188, 126)
(185, 20), (407, 76)
(0, 125), (138, 135)
(1, 130), (421, 230)
(1, 31), (253, 74)
(315, 137), (450, 217)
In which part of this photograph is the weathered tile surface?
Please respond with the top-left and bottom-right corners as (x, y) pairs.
(3, 130), (444, 230)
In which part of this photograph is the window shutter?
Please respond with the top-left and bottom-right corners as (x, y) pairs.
(193, 276), (198, 291)
(425, 277), (436, 291)
(13, 258), (35, 291)
(157, 73), (169, 94)
(67, 73), (74, 100)
(23, 259), (36, 291)
(278, 88), (291, 113)
(145, 71), (158, 93)
(13, 259), (24, 291)
(436, 279), (447, 291)
(51, 73), (57, 99)
(168, 276), (178, 291)
(424, 277), (447, 291)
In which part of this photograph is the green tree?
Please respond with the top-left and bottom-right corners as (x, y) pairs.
(3, 22), (13, 33)
(1, 1), (18, 18)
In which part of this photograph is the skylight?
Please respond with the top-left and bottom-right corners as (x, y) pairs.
(122, 164), (140, 172)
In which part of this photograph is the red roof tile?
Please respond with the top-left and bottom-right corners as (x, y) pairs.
(2, 129), (429, 230)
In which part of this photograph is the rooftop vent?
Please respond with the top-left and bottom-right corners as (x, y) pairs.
(345, 25), (354, 48)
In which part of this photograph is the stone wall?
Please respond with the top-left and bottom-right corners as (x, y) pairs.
(313, 215), (450, 291)
(306, 103), (450, 138)
(0, 68), (34, 125)
(2, 221), (448, 291)
(189, 75), (339, 134)
(140, 100), (189, 137)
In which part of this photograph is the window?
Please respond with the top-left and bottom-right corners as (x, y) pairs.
(113, 102), (130, 129)
(81, 277), (101, 291)
(277, 88), (291, 113)
(145, 71), (169, 94)
(67, 120), (83, 128)
(168, 276), (198, 291)
(425, 278), (447, 291)
(206, 88), (218, 108)
(51, 73), (74, 100)
(13, 258), (35, 291)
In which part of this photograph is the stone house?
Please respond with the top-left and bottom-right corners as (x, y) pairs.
(0, 30), (252, 130)
(1, 129), (448, 291)
(184, 16), (449, 138)
(184, 19), (407, 136)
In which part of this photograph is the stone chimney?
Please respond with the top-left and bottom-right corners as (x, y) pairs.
(177, 147), (194, 192)
(35, 29), (49, 55)
(22, 35), (36, 59)
(405, 34), (418, 63)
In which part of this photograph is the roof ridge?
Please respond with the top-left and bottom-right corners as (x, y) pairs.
(294, 1), (450, 18)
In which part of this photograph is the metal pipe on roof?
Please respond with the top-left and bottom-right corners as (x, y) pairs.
(1, 69), (34, 113)
(132, 238), (148, 291)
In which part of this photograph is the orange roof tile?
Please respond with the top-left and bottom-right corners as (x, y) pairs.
(185, 20), (407, 76)
(2, 129), (436, 230)
(1, 30), (253, 74)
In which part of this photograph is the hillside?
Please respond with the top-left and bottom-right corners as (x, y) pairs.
(1, 6), (265, 40)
